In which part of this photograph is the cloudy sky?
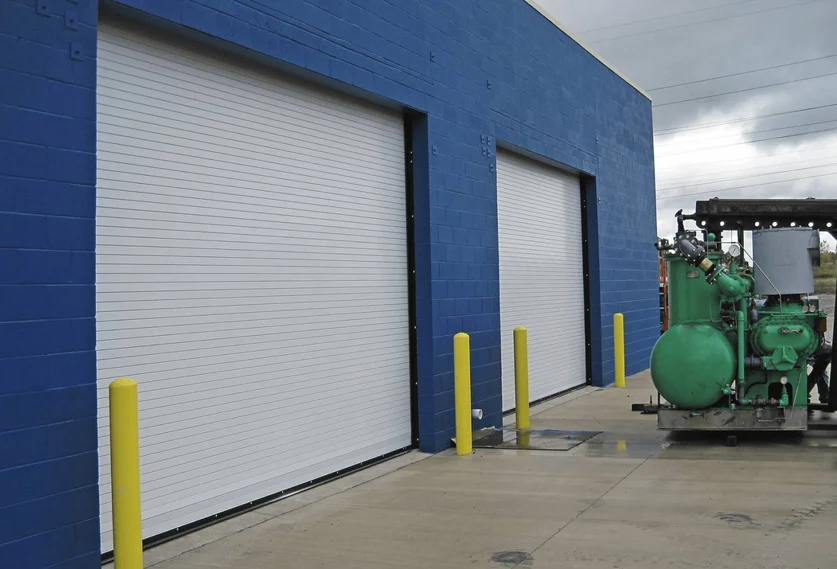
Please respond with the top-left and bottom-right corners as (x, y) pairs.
(539, 0), (837, 250)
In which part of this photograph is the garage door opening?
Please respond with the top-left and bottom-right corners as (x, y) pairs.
(96, 20), (414, 552)
(496, 149), (588, 412)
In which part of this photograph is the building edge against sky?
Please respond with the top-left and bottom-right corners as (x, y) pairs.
(0, 0), (657, 566)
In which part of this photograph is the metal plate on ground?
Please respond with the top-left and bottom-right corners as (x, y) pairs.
(472, 428), (602, 451)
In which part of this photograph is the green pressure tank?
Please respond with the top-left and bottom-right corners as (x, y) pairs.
(650, 323), (736, 409)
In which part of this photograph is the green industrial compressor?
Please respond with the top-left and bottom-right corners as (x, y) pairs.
(649, 200), (834, 433)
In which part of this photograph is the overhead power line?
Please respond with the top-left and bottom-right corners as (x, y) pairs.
(656, 118), (837, 144)
(589, 0), (827, 44)
(656, 125), (837, 158)
(657, 155), (837, 186)
(655, 140), (837, 170)
(574, 0), (760, 35)
(657, 161), (837, 193)
(653, 69), (837, 108)
(653, 102), (837, 135)
(647, 52), (837, 92)
(657, 170), (837, 201)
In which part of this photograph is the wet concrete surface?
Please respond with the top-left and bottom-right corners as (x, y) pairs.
(140, 372), (837, 569)
(472, 426), (601, 451)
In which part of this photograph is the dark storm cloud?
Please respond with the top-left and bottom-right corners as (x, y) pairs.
(537, 0), (837, 244)
(543, 0), (837, 130)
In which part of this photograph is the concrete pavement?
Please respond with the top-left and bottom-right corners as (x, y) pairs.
(132, 371), (837, 569)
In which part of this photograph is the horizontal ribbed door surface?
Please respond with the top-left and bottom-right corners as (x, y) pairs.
(96, 22), (411, 551)
(496, 150), (587, 411)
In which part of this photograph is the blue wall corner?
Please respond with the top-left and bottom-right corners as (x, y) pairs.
(0, 0), (101, 566)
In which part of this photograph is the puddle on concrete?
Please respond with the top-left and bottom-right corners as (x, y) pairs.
(473, 427), (601, 451)
(472, 418), (837, 459)
(587, 431), (671, 445)
(572, 441), (663, 459)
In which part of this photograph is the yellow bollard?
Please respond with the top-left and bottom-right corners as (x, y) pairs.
(109, 378), (143, 569)
(614, 313), (625, 388)
(513, 326), (530, 430)
(453, 332), (472, 455)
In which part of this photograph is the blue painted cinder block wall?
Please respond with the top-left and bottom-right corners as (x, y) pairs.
(99, 2), (659, 454)
(1, 0), (656, 566)
(0, 0), (101, 567)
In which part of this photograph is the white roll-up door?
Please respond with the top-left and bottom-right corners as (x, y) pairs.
(95, 21), (412, 551)
(496, 150), (587, 411)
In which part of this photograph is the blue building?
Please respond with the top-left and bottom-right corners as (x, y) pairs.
(0, 0), (657, 566)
